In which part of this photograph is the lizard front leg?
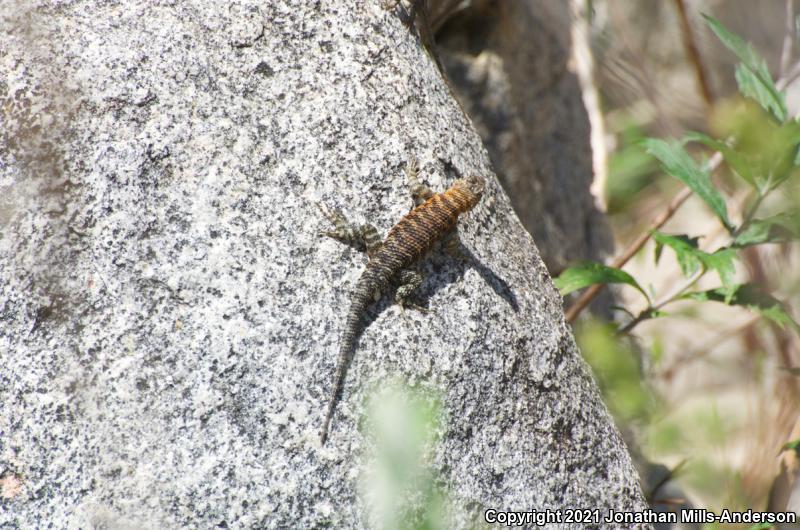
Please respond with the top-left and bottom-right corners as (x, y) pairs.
(395, 269), (428, 312)
(406, 155), (435, 207)
(318, 204), (383, 258)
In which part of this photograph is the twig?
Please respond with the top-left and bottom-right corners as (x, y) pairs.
(781, 0), (795, 78)
(571, 0), (609, 211)
(777, 60), (800, 90)
(564, 188), (690, 321)
(731, 189), (765, 239)
(616, 172), (769, 334)
(564, 9), (798, 324)
(562, 0), (794, 323)
(616, 267), (704, 335)
(616, 165), (763, 335)
(565, 152), (723, 323)
(672, 0), (715, 107)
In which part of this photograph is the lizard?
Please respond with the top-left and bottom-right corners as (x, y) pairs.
(318, 156), (485, 444)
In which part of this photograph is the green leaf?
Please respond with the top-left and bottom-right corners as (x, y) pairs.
(653, 233), (737, 295)
(685, 284), (798, 329)
(702, 250), (737, 296)
(762, 121), (800, 188)
(703, 14), (763, 67)
(779, 438), (800, 454)
(703, 14), (787, 122)
(685, 131), (756, 188)
(654, 233), (702, 275)
(734, 63), (788, 123)
(643, 138), (731, 228)
(554, 261), (648, 301)
(747, 524), (774, 530)
(687, 121), (800, 192)
(607, 124), (661, 213)
(733, 211), (800, 247)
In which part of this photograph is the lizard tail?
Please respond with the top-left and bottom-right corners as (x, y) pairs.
(320, 282), (373, 444)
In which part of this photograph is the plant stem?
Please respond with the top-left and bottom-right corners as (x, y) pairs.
(616, 268), (705, 335)
(732, 189), (766, 239)
(565, 152), (723, 323)
(672, 0), (715, 108)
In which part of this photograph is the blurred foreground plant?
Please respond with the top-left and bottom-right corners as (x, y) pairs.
(361, 381), (449, 530)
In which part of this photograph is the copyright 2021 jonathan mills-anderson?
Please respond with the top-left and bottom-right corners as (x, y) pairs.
(483, 507), (797, 526)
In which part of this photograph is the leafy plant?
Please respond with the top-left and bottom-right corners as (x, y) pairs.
(642, 138), (731, 229)
(779, 438), (800, 455)
(361, 382), (449, 530)
(561, 11), (800, 520)
(554, 261), (648, 302)
(703, 14), (787, 122)
(557, 14), (800, 335)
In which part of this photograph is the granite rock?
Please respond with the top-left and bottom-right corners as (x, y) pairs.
(0, 1), (647, 528)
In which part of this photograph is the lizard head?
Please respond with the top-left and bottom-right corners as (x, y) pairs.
(453, 175), (486, 205)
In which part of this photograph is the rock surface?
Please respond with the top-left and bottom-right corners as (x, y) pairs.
(1, 1), (647, 528)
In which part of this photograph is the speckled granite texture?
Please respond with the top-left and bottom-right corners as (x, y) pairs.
(0, 1), (648, 528)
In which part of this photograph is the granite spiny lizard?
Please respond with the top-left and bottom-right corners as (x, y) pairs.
(319, 156), (485, 444)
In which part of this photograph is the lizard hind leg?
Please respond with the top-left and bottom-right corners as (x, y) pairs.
(318, 203), (383, 255)
(395, 269), (428, 313)
(406, 155), (435, 207)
